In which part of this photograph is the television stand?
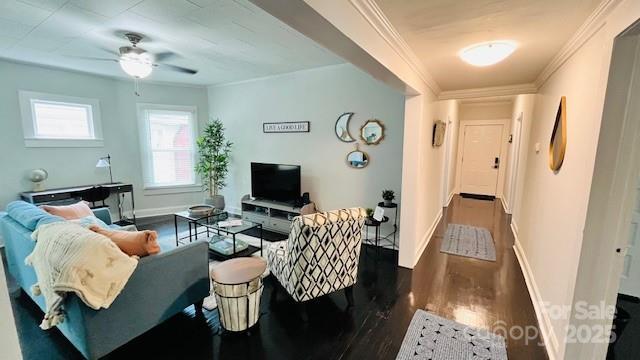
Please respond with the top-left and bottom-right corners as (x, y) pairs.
(240, 195), (301, 234)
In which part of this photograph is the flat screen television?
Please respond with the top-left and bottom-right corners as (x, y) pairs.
(251, 162), (301, 203)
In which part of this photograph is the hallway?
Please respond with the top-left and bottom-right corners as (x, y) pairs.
(405, 195), (547, 359)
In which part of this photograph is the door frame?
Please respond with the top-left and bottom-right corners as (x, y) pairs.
(567, 26), (640, 359)
(505, 112), (524, 214)
(441, 115), (454, 206)
(454, 119), (510, 198)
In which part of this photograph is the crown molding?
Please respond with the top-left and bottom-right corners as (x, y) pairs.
(534, 0), (622, 88)
(349, 0), (441, 95)
(438, 83), (537, 100)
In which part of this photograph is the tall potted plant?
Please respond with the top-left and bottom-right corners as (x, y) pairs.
(196, 119), (232, 209)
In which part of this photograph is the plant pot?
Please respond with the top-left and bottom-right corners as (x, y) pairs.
(205, 195), (225, 210)
(384, 199), (393, 206)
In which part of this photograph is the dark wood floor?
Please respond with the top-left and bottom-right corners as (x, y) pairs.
(3, 196), (548, 359)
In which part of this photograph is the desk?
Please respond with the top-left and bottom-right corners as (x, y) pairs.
(20, 182), (136, 225)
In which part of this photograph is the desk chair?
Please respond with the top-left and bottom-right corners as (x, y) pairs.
(80, 186), (110, 208)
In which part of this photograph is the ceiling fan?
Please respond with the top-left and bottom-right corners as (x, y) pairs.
(76, 32), (198, 79)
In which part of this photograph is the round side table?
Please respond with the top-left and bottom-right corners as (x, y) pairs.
(364, 216), (389, 254)
(378, 202), (399, 249)
(210, 257), (266, 332)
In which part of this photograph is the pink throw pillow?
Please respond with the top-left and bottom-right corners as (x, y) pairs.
(89, 225), (160, 257)
(41, 201), (93, 220)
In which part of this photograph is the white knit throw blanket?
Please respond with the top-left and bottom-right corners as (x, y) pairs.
(26, 222), (138, 330)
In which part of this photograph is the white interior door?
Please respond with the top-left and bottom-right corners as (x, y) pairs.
(619, 175), (640, 298)
(460, 124), (503, 196)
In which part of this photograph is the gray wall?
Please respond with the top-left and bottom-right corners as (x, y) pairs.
(208, 64), (405, 217)
(0, 60), (209, 214)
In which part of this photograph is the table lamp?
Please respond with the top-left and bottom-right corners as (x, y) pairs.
(96, 155), (113, 183)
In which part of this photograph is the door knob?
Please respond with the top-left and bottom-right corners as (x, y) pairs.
(493, 157), (500, 169)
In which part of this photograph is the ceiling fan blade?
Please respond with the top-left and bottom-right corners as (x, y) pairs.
(68, 56), (118, 62)
(96, 46), (120, 57)
(156, 63), (198, 75)
(154, 51), (177, 62)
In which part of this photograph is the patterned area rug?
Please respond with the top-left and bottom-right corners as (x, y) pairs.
(440, 224), (496, 262)
(396, 310), (508, 360)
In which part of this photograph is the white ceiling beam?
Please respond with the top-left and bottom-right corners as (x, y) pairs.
(348, 0), (441, 95)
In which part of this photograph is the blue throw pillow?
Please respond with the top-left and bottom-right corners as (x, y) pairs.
(6, 201), (64, 231)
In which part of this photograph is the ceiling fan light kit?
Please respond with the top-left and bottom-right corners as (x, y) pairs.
(119, 51), (153, 79)
(73, 32), (198, 83)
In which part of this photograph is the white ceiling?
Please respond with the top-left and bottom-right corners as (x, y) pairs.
(376, 0), (602, 91)
(0, 0), (344, 85)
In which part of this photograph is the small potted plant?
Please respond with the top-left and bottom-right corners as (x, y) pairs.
(382, 189), (395, 206)
(196, 118), (233, 210)
(365, 208), (374, 219)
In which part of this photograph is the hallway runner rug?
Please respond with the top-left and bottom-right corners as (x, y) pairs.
(396, 309), (507, 360)
(440, 224), (496, 261)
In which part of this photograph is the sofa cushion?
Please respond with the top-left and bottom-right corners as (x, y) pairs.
(41, 201), (93, 220)
(6, 201), (64, 231)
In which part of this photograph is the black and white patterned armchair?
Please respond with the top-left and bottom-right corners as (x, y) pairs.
(267, 207), (366, 305)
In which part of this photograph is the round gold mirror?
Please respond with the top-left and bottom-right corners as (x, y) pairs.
(346, 145), (369, 169)
(360, 119), (385, 145)
(549, 96), (567, 172)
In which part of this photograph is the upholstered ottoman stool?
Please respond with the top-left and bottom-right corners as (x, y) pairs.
(210, 257), (266, 332)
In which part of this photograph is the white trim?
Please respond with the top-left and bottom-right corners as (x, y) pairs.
(504, 112), (524, 215)
(442, 115), (454, 206)
(500, 196), (510, 214)
(535, 0), (622, 88)
(18, 90), (104, 148)
(439, 83), (537, 100)
(413, 208), (443, 266)
(512, 222), (559, 360)
(348, 0), (441, 95)
(143, 184), (203, 196)
(124, 205), (191, 219)
(123, 204), (239, 219)
(23, 138), (104, 148)
(445, 191), (455, 207)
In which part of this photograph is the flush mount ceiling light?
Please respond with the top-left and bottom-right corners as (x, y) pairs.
(459, 41), (517, 67)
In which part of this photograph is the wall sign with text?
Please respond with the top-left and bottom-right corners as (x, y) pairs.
(263, 121), (310, 133)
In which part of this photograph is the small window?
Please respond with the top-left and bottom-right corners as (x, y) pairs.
(138, 104), (198, 189)
(19, 91), (103, 147)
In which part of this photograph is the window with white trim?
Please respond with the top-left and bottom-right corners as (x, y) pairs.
(138, 104), (198, 189)
(19, 91), (103, 147)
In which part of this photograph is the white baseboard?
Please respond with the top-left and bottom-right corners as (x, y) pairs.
(414, 209), (443, 267)
(124, 204), (241, 219)
(500, 196), (511, 214)
(511, 221), (559, 360)
(445, 192), (455, 207)
(122, 205), (187, 219)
